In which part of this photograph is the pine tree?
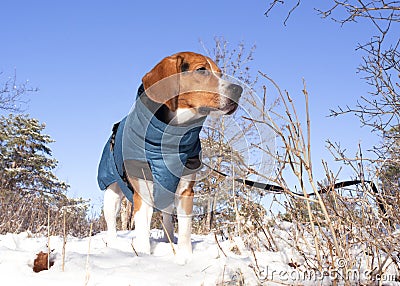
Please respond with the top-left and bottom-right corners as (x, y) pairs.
(0, 114), (93, 236)
(0, 114), (68, 199)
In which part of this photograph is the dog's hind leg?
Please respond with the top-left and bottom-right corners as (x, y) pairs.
(162, 204), (175, 243)
(104, 182), (124, 242)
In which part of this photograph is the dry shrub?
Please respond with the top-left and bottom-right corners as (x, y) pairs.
(0, 189), (104, 238)
(243, 73), (400, 284)
(194, 71), (399, 284)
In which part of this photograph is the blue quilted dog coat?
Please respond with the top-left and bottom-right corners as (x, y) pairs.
(97, 85), (205, 210)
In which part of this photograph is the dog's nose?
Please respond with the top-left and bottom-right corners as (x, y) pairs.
(228, 83), (243, 102)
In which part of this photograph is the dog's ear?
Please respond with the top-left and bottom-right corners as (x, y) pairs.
(142, 55), (184, 112)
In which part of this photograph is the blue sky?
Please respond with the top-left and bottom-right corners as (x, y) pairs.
(0, 0), (382, 213)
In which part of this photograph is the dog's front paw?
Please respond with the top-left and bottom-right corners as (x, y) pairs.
(175, 249), (192, 265)
(175, 244), (192, 265)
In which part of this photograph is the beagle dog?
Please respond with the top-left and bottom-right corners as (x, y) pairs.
(98, 51), (242, 263)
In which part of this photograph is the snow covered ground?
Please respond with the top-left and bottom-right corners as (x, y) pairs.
(0, 230), (258, 285)
(1, 228), (399, 285)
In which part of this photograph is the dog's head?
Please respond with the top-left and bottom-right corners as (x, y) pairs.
(142, 52), (243, 119)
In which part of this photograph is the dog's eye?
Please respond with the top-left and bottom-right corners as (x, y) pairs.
(196, 67), (209, 75)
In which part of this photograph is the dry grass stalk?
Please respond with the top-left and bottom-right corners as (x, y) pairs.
(131, 238), (139, 257)
(62, 209), (67, 272)
(47, 208), (51, 270)
(214, 232), (227, 258)
(84, 223), (93, 286)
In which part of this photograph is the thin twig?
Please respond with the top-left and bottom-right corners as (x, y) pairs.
(131, 238), (139, 257)
(214, 232), (227, 258)
(47, 208), (51, 271)
(62, 210), (66, 272)
(84, 223), (93, 286)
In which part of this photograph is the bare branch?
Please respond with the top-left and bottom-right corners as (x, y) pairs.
(0, 71), (37, 112)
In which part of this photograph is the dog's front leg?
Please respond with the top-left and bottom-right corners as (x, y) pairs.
(131, 178), (154, 255)
(175, 174), (196, 264)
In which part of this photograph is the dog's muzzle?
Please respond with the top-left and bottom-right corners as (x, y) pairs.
(221, 83), (243, 115)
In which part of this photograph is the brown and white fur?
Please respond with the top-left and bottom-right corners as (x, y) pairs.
(103, 52), (242, 264)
